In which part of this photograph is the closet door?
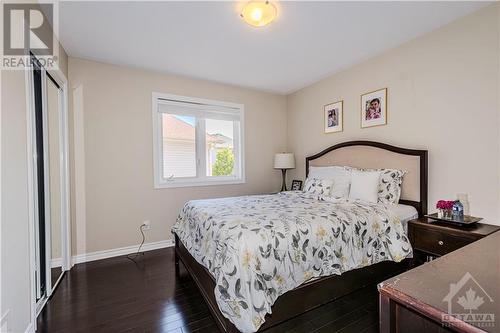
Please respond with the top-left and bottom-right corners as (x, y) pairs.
(30, 54), (69, 315)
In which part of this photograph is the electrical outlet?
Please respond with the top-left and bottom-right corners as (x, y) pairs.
(142, 220), (151, 230)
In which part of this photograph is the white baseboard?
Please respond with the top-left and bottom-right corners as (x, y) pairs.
(71, 239), (174, 265)
(50, 258), (62, 268)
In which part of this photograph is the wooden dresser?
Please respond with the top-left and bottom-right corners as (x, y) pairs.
(379, 230), (500, 333)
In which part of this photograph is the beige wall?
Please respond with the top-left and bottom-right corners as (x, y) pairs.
(1, 3), (68, 330)
(287, 5), (500, 224)
(68, 58), (287, 255)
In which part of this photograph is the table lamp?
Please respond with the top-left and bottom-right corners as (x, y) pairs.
(274, 153), (295, 191)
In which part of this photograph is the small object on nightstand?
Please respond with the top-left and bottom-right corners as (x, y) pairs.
(430, 198), (479, 226)
(424, 213), (482, 226)
(290, 179), (302, 191)
(436, 200), (454, 219)
(452, 200), (464, 220)
(457, 193), (470, 215)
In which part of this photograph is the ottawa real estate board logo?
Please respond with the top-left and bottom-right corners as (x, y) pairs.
(2, 2), (58, 70)
(442, 272), (495, 329)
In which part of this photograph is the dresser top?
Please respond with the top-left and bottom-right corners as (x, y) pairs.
(379, 230), (500, 332)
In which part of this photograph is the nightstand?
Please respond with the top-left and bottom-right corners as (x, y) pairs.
(408, 217), (500, 264)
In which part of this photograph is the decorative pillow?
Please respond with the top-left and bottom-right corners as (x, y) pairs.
(303, 178), (334, 196)
(348, 170), (380, 203)
(378, 169), (406, 204)
(308, 166), (351, 199)
(346, 167), (405, 204)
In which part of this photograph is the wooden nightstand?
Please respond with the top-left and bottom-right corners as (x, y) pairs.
(408, 217), (500, 264)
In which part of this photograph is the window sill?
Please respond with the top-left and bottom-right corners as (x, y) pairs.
(154, 178), (245, 189)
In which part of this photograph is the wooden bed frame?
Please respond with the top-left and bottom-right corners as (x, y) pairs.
(174, 141), (428, 333)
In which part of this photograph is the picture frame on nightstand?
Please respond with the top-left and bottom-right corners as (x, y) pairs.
(291, 180), (303, 191)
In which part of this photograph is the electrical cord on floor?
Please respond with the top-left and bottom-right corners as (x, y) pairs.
(126, 224), (146, 264)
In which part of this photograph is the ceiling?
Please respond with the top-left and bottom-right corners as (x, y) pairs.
(58, 1), (487, 94)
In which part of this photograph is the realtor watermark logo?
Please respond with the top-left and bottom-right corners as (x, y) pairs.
(2, 1), (58, 70)
(442, 272), (495, 329)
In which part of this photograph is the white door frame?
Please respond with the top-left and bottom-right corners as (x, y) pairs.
(25, 63), (38, 331)
(25, 55), (71, 331)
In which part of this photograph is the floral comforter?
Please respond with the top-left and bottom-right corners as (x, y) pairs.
(172, 191), (412, 333)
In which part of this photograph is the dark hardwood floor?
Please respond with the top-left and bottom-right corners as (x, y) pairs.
(37, 248), (380, 333)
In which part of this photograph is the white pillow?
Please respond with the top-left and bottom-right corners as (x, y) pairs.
(345, 166), (406, 205)
(348, 170), (380, 203)
(308, 166), (350, 199)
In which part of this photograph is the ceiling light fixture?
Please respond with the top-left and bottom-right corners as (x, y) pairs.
(240, 1), (277, 28)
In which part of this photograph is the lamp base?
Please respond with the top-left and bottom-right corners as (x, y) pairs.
(280, 169), (287, 191)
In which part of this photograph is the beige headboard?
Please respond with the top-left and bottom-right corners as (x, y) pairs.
(306, 141), (428, 216)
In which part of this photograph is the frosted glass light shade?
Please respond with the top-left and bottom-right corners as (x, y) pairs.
(240, 1), (277, 27)
(274, 153), (295, 169)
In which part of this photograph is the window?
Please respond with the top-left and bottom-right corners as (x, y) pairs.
(152, 92), (244, 188)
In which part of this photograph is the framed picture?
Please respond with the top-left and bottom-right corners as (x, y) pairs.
(361, 88), (387, 128)
(291, 180), (303, 191)
(324, 100), (343, 133)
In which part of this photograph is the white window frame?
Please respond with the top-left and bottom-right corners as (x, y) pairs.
(152, 92), (245, 188)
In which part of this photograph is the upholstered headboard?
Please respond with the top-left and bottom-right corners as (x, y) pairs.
(306, 141), (428, 216)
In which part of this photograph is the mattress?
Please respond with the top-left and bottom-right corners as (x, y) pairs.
(388, 204), (418, 233)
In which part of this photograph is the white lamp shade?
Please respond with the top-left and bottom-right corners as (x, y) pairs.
(274, 153), (295, 169)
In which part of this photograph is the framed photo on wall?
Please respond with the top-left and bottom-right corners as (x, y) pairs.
(324, 100), (343, 133)
(361, 88), (387, 128)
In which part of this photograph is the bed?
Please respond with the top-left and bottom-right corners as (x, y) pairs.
(172, 141), (428, 333)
